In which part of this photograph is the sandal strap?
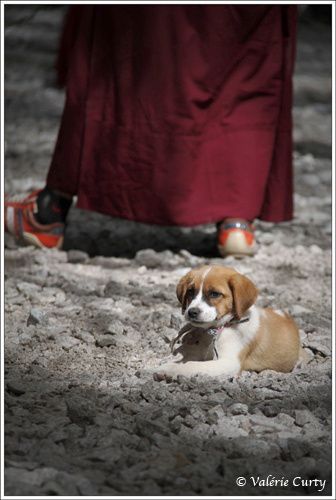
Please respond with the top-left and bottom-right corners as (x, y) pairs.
(218, 219), (254, 233)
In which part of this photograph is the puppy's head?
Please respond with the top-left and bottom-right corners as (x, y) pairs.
(176, 265), (258, 327)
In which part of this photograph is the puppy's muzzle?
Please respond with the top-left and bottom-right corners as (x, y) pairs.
(188, 307), (200, 320)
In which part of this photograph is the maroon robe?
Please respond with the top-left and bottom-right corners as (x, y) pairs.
(47, 5), (297, 226)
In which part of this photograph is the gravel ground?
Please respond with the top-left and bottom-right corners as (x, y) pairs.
(4, 6), (333, 497)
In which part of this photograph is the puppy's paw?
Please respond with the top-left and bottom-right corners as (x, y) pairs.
(153, 363), (180, 382)
(153, 372), (173, 382)
(134, 365), (159, 379)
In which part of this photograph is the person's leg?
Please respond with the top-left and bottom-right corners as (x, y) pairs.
(216, 5), (297, 257)
(5, 7), (93, 248)
(34, 188), (72, 225)
(6, 6), (297, 255)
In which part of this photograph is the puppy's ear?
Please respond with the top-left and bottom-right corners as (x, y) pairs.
(229, 273), (258, 319)
(176, 274), (190, 313)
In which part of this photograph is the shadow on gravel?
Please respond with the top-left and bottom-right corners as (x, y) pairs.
(295, 141), (332, 159)
(5, 363), (332, 497)
(63, 209), (219, 258)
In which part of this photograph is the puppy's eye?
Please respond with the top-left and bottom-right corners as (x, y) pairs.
(209, 290), (222, 299)
(187, 287), (195, 298)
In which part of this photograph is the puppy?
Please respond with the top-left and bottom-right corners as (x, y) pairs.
(154, 265), (300, 380)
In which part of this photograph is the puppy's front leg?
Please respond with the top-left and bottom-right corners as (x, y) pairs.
(154, 358), (240, 380)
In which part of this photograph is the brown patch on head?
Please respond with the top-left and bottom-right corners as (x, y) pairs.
(228, 272), (258, 319)
(176, 265), (258, 319)
(176, 266), (210, 313)
(201, 265), (258, 320)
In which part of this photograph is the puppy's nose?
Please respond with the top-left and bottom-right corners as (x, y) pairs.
(188, 307), (200, 319)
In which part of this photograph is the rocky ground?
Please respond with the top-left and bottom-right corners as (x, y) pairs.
(4, 6), (333, 497)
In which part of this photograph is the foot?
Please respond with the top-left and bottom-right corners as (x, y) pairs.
(5, 190), (65, 249)
(217, 218), (256, 258)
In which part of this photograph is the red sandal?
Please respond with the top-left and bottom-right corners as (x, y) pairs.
(5, 191), (64, 249)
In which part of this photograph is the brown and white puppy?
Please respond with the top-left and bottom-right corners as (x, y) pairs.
(154, 265), (300, 380)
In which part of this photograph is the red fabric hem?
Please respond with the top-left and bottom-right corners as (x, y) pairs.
(76, 197), (293, 227)
(48, 5), (297, 227)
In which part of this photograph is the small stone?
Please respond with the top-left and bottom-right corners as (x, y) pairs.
(135, 249), (163, 268)
(286, 438), (311, 461)
(7, 380), (26, 396)
(41, 476), (78, 496)
(87, 446), (122, 463)
(55, 335), (80, 350)
(215, 415), (249, 438)
(308, 341), (331, 357)
(249, 414), (283, 431)
(5, 467), (57, 488)
(323, 223), (332, 235)
(206, 405), (224, 424)
(66, 396), (96, 424)
(228, 438), (280, 459)
(17, 282), (41, 297)
(119, 402), (138, 415)
(75, 477), (98, 496)
(178, 249), (200, 266)
(290, 304), (312, 316)
(258, 233), (274, 245)
(295, 409), (315, 427)
(177, 406), (189, 418)
(310, 244), (323, 254)
(169, 416), (183, 434)
(67, 250), (89, 263)
(278, 431), (299, 440)
(184, 414), (196, 428)
(104, 280), (126, 297)
(136, 417), (169, 439)
(299, 329), (307, 341)
(228, 403), (249, 415)
(89, 255), (130, 269)
(65, 423), (83, 440)
(74, 330), (95, 344)
(19, 333), (33, 346)
(262, 405), (279, 417)
(46, 325), (66, 339)
(6, 460), (38, 471)
(27, 308), (46, 326)
(275, 412), (295, 426)
(96, 334), (116, 348)
(301, 347), (315, 362)
(106, 320), (125, 336)
(302, 173), (319, 187)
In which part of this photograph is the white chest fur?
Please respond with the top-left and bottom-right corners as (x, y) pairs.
(216, 306), (260, 360)
(154, 306), (262, 379)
